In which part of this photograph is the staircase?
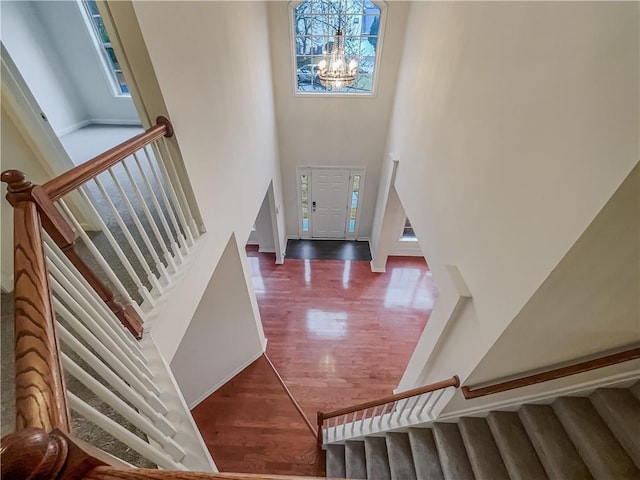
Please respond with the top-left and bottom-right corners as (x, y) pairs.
(326, 383), (640, 479)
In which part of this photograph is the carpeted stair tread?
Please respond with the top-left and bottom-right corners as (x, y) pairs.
(519, 404), (593, 480)
(326, 444), (347, 478)
(345, 440), (367, 479)
(553, 397), (639, 479)
(365, 436), (392, 480)
(487, 411), (548, 480)
(408, 428), (444, 480)
(432, 423), (474, 480)
(590, 388), (640, 468)
(458, 417), (509, 480)
(385, 432), (417, 480)
(325, 385), (640, 479)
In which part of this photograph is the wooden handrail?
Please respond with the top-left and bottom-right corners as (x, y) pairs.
(42, 116), (173, 200)
(84, 470), (328, 479)
(318, 375), (460, 421)
(1, 428), (326, 480)
(5, 177), (70, 433)
(461, 346), (640, 400)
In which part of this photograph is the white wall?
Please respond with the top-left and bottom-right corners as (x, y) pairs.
(1, 1), (87, 135)
(442, 164), (640, 413)
(370, 183), (404, 271)
(33, 1), (139, 125)
(254, 192), (276, 253)
(122, 1), (285, 361)
(267, 1), (408, 240)
(391, 2), (639, 392)
(1, 106), (51, 290)
(170, 235), (266, 408)
(1, 1), (138, 136)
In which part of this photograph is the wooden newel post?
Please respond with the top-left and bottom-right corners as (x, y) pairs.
(2, 170), (71, 433)
(317, 412), (324, 446)
(1, 428), (122, 480)
(1, 428), (68, 480)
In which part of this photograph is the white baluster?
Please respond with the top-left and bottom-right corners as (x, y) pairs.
(369, 406), (378, 430)
(68, 392), (187, 471)
(351, 411), (357, 434)
(149, 142), (195, 247)
(63, 353), (185, 461)
(132, 152), (183, 264)
(406, 395), (422, 419)
(53, 297), (160, 396)
(58, 324), (171, 421)
(56, 199), (145, 311)
(93, 176), (164, 294)
(43, 238), (145, 357)
(342, 414), (347, 437)
(142, 146), (190, 254)
(121, 157), (177, 273)
(76, 187), (155, 307)
(107, 167), (169, 283)
(360, 408), (368, 433)
(426, 389), (447, 418)
(378, 403), (389, 428)
(417, 392), (434, 417)
(158, 138), (199, 240)
(388, 401), (398, 426)
(48, 261), (151, 378)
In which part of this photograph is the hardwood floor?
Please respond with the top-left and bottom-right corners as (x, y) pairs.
(248, 249), (436, 425)
(193, 247), (435, 476)
(191, 355), (324, 476)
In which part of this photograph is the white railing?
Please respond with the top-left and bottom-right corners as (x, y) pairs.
(2, 118), (214, 470)
(45, 235), (215, 471)
(319, 376), (460, 445)
(55, 135), (200, 313)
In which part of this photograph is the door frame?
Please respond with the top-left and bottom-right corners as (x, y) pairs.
(296, 166), (366, 240)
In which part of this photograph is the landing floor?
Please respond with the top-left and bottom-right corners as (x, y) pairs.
(191, 355), (323, 476)
(194, 249), (435, 475)
(250, 250), (436, 425)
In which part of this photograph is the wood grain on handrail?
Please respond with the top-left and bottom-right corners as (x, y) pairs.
(43, 117), (173, 200)
(83, 468), (330, 479)
(461, 347), (640, 400)
(319, 375), (460, 421)
(11, 198), (70, 433)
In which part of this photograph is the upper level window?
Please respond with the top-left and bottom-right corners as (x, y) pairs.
(80, 0), (129, 95)
(293, 0), (382, 95)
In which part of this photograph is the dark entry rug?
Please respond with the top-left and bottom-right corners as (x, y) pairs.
(285, 240), (372, 261)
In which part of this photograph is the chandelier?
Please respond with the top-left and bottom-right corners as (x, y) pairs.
(317, 7), (357, 91)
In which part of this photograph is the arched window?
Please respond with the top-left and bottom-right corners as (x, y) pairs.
(292, 0), (383, 94)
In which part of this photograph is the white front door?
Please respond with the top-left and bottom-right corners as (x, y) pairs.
(311, 168), (350, 238)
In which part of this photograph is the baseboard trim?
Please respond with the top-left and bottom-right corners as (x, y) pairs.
(56, 119), (143, 137)
(258, 247), (276, 254)
(57, 119), (92, 137)
(89, 119), (143, 126)
(264, 353), (317, 437)
(187, 348), (265, 410)
(370, 260), (386, 273)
